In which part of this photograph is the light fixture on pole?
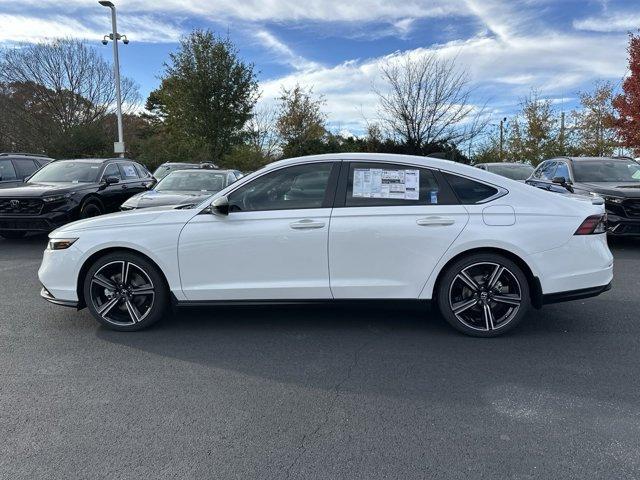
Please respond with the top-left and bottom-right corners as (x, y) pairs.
(99, 0), (128, 157)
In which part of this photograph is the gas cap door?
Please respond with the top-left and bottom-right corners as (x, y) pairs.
(482, 205), (516, 226)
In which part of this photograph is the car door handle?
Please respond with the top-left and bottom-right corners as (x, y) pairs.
(289, 219), (326, 230)
(416, 216), (455, 226)
(121, 184), (128, 189)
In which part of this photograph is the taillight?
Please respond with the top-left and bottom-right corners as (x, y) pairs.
(575, 214), (607, 235)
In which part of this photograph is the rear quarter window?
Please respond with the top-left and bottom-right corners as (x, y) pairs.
(443, 172), (501, 204)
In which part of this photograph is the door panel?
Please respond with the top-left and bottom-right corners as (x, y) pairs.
(329, 205), (468, 298)
(178, 209), (332, 300)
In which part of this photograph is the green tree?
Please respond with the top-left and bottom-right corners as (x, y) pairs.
(572, 81), (618, 156)
(148, 30), (259, 165)
(275, 84), (327, 157)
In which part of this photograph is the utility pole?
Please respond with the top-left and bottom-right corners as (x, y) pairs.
(499, 117), (506, 162)
(560, 111), (565, 154)
(99, 1), (129, 158)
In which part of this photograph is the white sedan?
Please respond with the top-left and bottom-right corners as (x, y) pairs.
(39, 153), (613, 337)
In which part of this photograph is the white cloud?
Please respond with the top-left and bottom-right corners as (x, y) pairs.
(574, 12), (640, 33)
(252, 30), (319, 71)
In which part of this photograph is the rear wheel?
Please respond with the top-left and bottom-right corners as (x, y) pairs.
(83, 252), (168, 331)
(437, 253), (530, 337)
(0, 231), (27, 239)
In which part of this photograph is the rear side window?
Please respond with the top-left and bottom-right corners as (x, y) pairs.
(0, 159), (17, 181)
(346, 162), (444, 207)
(12, 159), (39, 178)
(443, 173), (500, 204)
(119, 163), (139, 180)
(135, 163), (152, 178)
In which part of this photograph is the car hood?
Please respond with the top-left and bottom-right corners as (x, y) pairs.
(52, 206), (178, 235)
(123, 190), (213, 209)
(0, 182), (93, 197)
(578, 182), (640, 198)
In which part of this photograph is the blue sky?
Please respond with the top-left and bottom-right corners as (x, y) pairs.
(1, 0), (639, 136)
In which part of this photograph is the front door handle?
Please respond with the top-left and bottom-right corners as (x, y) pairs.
(121, 184), (128, 189)
(416, 216), (455, 226)
(289, 219), (326, 230)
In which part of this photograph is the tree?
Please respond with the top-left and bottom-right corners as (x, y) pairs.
(275, 84), (327, 157)
(572, 81), (618, 156)
(374, 53), (487, 154)
(613, 32), (640, 154)
(148, 30), (259, 164)
(0, 38), (139, 157)
(507, 91), (560, 165)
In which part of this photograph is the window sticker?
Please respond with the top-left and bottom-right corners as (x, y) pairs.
(122, 165), (137, 177)
(353, 168), (420, 200)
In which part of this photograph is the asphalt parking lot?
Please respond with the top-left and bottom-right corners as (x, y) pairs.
(1, 236), (639, 479)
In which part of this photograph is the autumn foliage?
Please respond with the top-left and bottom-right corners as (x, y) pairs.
(613, 32), (640, 154)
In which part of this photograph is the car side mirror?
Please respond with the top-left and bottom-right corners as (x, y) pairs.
(210, 195), (229, 216)
(552, 176), (574, 193)
(104, 176), (120, 185)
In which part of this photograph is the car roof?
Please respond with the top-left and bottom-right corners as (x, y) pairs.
(163, 168), (235, 175)
(55, 158), (136, 164)
(480, 162), (533, 167)
(552, 156), (635, 163)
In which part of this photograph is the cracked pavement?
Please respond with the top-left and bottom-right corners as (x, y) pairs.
(1, 236), (640, 479)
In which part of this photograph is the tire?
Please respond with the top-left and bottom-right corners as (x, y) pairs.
(79, 201), (103, 219)
(436, 253), (530, 337)
(0, 231), (27, 239)
(83, 251), (168, 331)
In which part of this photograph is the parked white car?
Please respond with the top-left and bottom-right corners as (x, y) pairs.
(39, 153), (613, 337)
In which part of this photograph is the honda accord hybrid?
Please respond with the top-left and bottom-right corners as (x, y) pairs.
(38, 153), (613, 337)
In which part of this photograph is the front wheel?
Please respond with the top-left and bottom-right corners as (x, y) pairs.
(436, 253), (530, 337)
(83, 252), (168, 331)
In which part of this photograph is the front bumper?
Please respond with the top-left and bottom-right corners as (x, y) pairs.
(0, 211), (74, 232)
(40, 286), (79, 308)
(606, 213), (640, 236)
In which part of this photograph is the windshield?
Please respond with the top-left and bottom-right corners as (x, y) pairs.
(155, 171), (227, 192)
(486, 164), (534, 180)
(28, 161), (101, 183)
(153, 164), (199, 180)
(573, 160), (640, 183)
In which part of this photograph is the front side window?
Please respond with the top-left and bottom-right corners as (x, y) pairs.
(540, 161), (558, 181)
(13, 159), (39, 178)
(0, 159), (17, 181)
(443, 172), (500, 204)
(102, 163), (122, 181)
(229, 163), (333, 212)
(29, 161), (101, 183)
(346, 162), (442, 207)
(554, 162), (570, 180)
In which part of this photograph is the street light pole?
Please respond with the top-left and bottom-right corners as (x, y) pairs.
(99, 1), (128, 158)
(499, 117), (507, 162)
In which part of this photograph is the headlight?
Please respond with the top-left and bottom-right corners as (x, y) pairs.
(43, 193), (73, 203)
(47, 238), (78, 250)
(603, 196), (624, 204)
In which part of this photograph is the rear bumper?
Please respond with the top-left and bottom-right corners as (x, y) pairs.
(543, 282), (611, 305)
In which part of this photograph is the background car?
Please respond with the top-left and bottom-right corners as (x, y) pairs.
(40, 153), (612, 338)
(0, 158), (154, 239)
(526, 156), (640, 235)
(0, 153), (53, 188)
(121, 169), (241, 210)
(475, 162), (534, 181)
(152, 161), (223, 180)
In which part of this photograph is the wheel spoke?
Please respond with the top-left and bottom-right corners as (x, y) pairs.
(130, 284), (154, 296)
(92, 274), (116, 290)
(457, 271), (480, 292)
(452, 298), (479, 315)
(124, 297), (142, 323)
(122, 261), (130, 285)
(97, 296), (120, 316)
(487, 265), (504, 289)
(492, 294), (521, 306)
(483, 304), (495, 330)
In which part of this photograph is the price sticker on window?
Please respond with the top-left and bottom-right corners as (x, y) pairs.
(353, 168), (420, 200)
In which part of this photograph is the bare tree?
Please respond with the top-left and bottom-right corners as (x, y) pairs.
(0, 38), (139, 135)
(245, 104), (280, 160)
(374, 53), (487, 153)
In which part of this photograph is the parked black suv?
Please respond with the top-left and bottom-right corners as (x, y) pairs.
(0, 158), (154, 239)
(0, 153), (53, 188)
(526, 156), (640, 235)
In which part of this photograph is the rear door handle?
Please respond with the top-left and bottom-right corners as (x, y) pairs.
(416, 216), (455, 226)
(289, 219), (326, 230)
(121, 184), (128, 189)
